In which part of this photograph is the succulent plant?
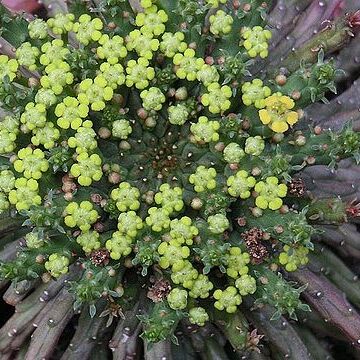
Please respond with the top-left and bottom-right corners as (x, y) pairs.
(1, 0), (360, 359)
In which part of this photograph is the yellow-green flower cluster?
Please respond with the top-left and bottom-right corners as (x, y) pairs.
(209, 10), (233, 36)
(259, 93), (299, 133)
(168, 103), (190, 125)
(77, 231), (101, 253)
(254, 177), (287, 210)
(28, 18), (48, 39)
(190, 116), (220, 143)
(0, 170), (15, 194)
(169, 217), (198, 245)
(45, 254), (69, 278)
(140, 87), (166, 111)
(226, 247), (250, 278)
(16, 42), (39, 71)
(154, 184), (184, 214)
(8, 178), (41, 211)
(279, 245), (309, 272)
(64, 201), (99, 231)
(55, 97), (89, 130)
(201, 83), (232, 114)
(112, 119), (133, 139)
(207, 213), (229, 234)
(13, 148), (49, 180)
(125, 58), (155, 89)
(189, 166), (217, 192)
(126, 30), (159, 59)
(106, 232), (133, 260)
(117, 211), (143, 238)
(31, 123), (60, 149)
(245, 136), (265, 156)
(197, 64), (220, 86)
(40, 40), (69, 66)
(241, 26), (272, 58)
(99, 62), (125, 89)
(135, 6), (168, 36)
(97, 34), (127, 64)
(227, 170), (256, 198)
(189, 307), (209, 326)
(0, 55), (18, 84)
(70, 153), (102, 186)
(77, 76), (113, 111)
(158, 241), (190, 269)
(25, 231), (44, 249)
(173, 49), (205, 81)
(20, 102), (47, 131)
(160, 32), (187, 58)
(205, 0), (227, 7)
(146, 207), (171, 232)
(167, 288), (188, 310)
(68, 121), (97, 154)
(223, 143), (245, 163)
(242, 79), (272, 108)
(47, 13), (75, 35)
(111, 182), (141, 212)
(41, 61), (74, 95)
(73, 14), (103, 45)
(213, 286), (242, 313)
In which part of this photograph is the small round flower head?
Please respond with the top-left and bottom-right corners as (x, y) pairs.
(47, 13), (75, 35)
(168, 103), (190, 125)
(117, 211), (143, 238)
(207, 213), (230, 234)
(25, 231), (44, 249)
(77, 76), (113, 111)
(0, 130), (16, 154)
(40, 39), (69, 66)
(188, 274), (214, 299)
(135, 6), (168, 36)
(279, 244), (309, 272)
(55, 97), (89, 130)
(28, 18), (48, 39)
(8, 178), (41, 211)
(189, 166), (217, 193)
(77, 231), (101, 253)
(223, 143), (245, 163)
(13, 148), (49, 180)
(70, 153), (103, 186)
(111, 182), (140, 212)
(154, 184), (184, 214)
(171, 260), (198, 288)
(145, 207), (171, 232)
(97, 34), (127, 64)
(209, 10), (233, 36)
(173, 49), (205, 81)
(126, 30), (159, 60)
(245, 136), (265, 156)
(197, 64), (220, 87)
(191, 116), (220, 143)
(157, 241), (190, 269)
(16, 42), (39, 71)
(67, 121), (97, 153)
(0, 170), (15, 193)
(0, 55), (19, 83)
(20, 102), (47, 131)
(160, 32), (187, 58)
(72, 14), (103, 45)
(242, 79), (272, 109)
(45, 254), (69, 278)
(140, 0), (154, 8)
(35, 88), (57, 108)
(227, 170), (256, 198)
(201, 83), (232, 114)
(235, 274), (257, 296)
(205, 0), (226, 8)
(226, 246), (250, 279)
(112, 119), (132, 139)
(213, 286), (242, 313)
(255, 176), (287, 210)
(106, 231), (133, 260)
(40, 61), (74, 95)
(125, 57), (155, 89)
(167, 287), (188, 310)
(258, 93), (299, 133)
(64, 201), (99, 231)
(31, 123), (60, 149)
(0, 115), (19, 134)
(241, 26), (272, 58)
(0, 192), (9, 213)
(189, 307), (209, 326)
(99, 62), (125, 89)
(170, 216), (198, 245)
(140, 87), (166, 111)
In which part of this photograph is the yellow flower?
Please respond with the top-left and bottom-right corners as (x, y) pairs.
(0, 55), (18, 83)
(258, 93), (299, 133)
